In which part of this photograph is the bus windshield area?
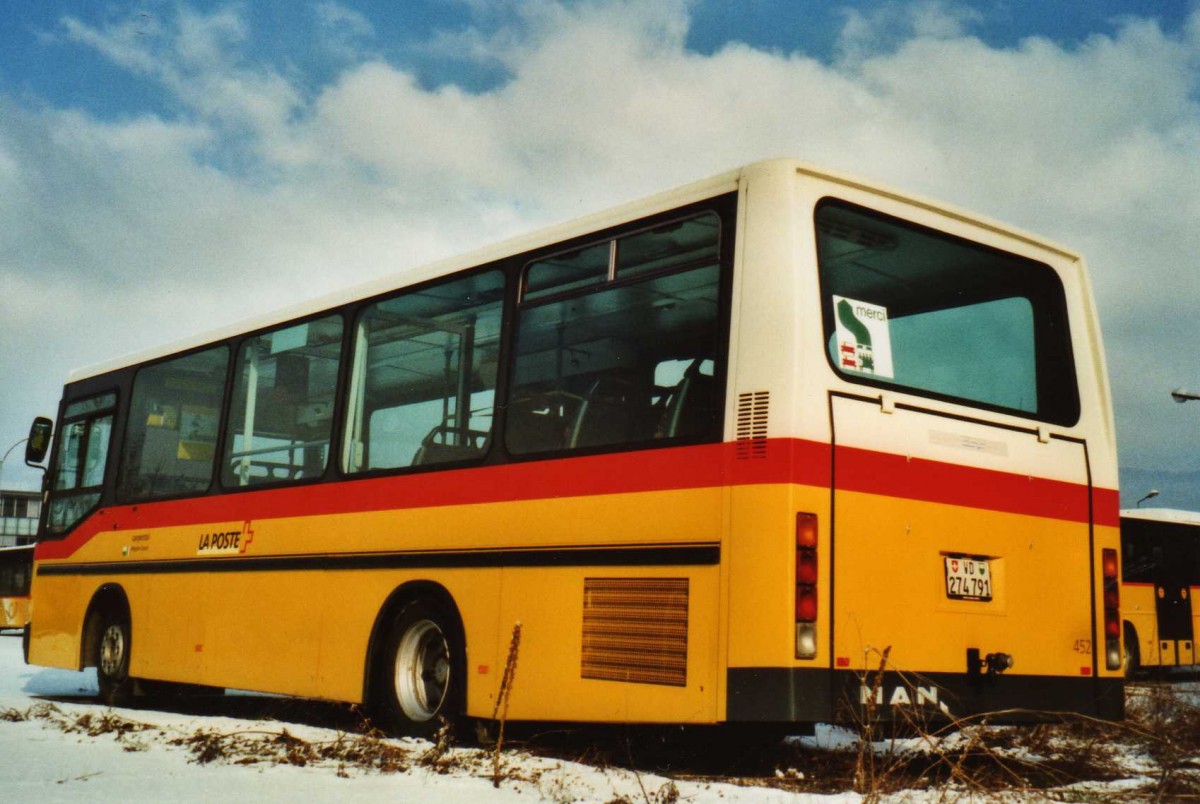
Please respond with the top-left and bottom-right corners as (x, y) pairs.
(47, 393), (116, 535)
(816, 201), (1079, 425)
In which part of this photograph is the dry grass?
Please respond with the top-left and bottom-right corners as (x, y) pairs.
(2, 674), (1197, 801)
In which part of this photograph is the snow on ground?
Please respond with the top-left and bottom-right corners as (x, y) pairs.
(0, 634), (862, 803)
(2, 631), (1194, 803)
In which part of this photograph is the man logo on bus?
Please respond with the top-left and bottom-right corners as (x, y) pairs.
(860, 682), (953, 716)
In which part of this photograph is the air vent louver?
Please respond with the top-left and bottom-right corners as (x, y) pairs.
(581, 578), (688, 687)
(736, 391), (769, 459)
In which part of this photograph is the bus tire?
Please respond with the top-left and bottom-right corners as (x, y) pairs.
(95, 610), (134, 707)
(374, 599), (464, 738)
(1122, 622), (1140, 679)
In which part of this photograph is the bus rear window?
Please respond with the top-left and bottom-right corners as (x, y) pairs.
(815, 200), (1078, 425)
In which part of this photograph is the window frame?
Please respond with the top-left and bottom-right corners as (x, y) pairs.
(339, 266), (508, 479)
(114, 344), (232, 504)
(218, 313), (347, 491)
(506, 197), (736, 460)
(42, 390), (118, 538)
(814, 197), (1081, 426)
(518, 209), (724, 307)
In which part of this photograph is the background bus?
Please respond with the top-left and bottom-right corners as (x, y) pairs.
(24, 159), (1123, 734)
(0, 544), (32, 633)
(1121, 508), (1200, 674)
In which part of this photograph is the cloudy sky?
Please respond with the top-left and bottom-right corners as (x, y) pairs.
(1, 0), (1198, 505)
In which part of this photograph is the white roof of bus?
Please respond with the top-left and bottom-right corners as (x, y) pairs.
(1120, 507), (1200, 525)
(66, 158), (1081, 383)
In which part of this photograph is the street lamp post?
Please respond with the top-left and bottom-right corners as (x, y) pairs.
(0, 437), (29, 489)
(1172, 388), (1200, 403)
(1136, 490), (1159, 507)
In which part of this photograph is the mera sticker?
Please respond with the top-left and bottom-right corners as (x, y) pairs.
(833, 295), (894, 378)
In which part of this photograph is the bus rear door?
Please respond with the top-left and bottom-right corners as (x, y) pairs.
(1154, 537), (1196, 665)
(814, 197), (1113, 721)
(830, 395), (1096, 719)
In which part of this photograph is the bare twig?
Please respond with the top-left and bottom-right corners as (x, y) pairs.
(491, 621), (523, 788)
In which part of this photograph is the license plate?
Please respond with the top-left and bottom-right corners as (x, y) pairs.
(944, 556), (992, 601)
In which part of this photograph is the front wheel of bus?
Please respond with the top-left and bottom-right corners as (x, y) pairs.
(376, 600), (463, 738)
(96, 612), (134, 707)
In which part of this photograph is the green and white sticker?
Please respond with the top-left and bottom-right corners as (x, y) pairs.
(833, 295), (894, 378)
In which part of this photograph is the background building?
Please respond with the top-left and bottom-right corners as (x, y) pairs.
(0, 490), (39, 547)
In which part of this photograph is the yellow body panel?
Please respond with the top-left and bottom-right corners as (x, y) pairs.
(726, 483), (830, 669)
(29, 475), (1121, 720)
(31, 485), (726, 723)
(833, 491), (1117, 678)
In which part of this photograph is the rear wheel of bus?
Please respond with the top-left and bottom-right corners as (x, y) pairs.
(374, 599), (464, 737)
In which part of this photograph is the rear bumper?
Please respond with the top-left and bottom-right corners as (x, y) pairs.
(726, 667), (1124, 724)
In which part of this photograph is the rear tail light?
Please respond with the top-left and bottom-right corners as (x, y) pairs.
(795, 512), (818, 659)
(1102, 548), (1121, 670)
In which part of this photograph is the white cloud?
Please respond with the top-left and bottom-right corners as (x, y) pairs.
(314, 1), (377, 62)
(61, 6), (304, 164)
(2, 1), (1199, 490)
(836, 0), (983, 66)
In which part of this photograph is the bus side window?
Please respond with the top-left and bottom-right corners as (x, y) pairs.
(654, 358), (717, 439)
(342, 271), (505, 474)
(570, 370), (655, 449)
(117, 347), (228, 501)
(1121, 522), (1159, 584)
(1191, 539), (1200, 589)
(508, 212), (723, 456)
(221, 316), (344, 488)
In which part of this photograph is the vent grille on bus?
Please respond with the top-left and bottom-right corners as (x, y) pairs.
(581, 578), (688, 687)
(736, 391), (770, 459)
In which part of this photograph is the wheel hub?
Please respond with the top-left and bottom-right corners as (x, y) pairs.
(394, 619), (450, 722)
(99, 624), (125, 678)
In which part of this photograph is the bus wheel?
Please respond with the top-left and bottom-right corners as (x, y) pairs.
(96, 611), (134, 707)
(1122, 622), (1140, 679)
(376, 600), (463, 737)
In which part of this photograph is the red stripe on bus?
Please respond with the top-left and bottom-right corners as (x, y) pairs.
(834, 445), (1115, 527)
(35, 438), (1116, 561)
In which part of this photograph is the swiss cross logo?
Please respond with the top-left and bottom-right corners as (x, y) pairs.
(197, 520), (256, 556)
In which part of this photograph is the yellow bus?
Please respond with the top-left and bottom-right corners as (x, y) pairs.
(1120, 508), (1199, 675)
(0, 545), (32, 633)
(23, 159), (1123, 734)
